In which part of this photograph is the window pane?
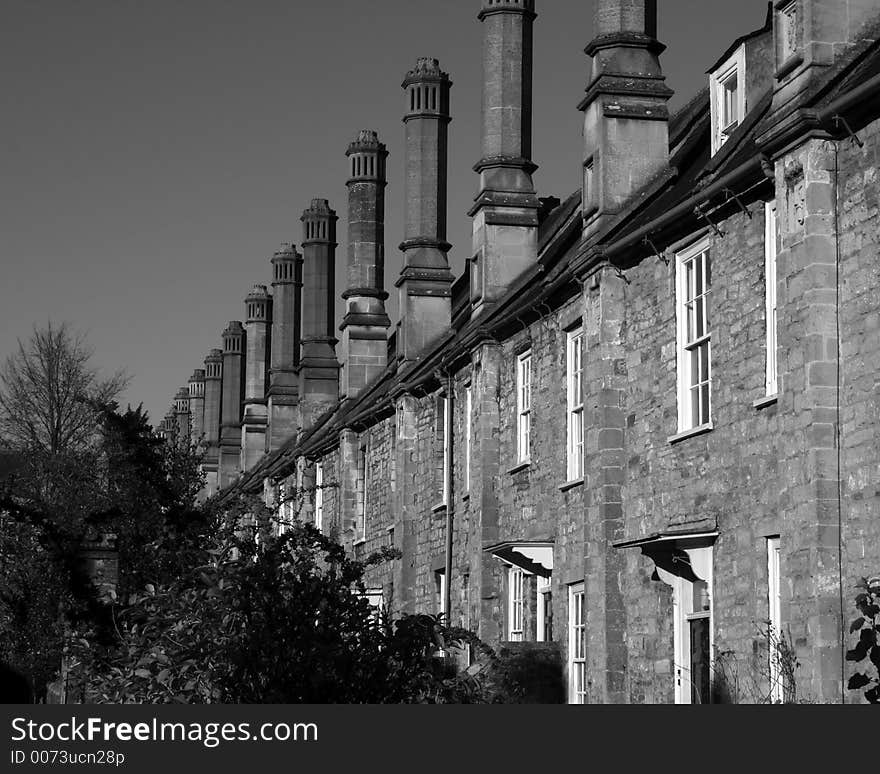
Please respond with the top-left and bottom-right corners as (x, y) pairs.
(690, 348), (700, 387)
(722, 73), (738, 129)
(700, 342), (709, 382)
(690, 617), (711, 704)
(701, 383), (710, 425)
(543, 591), (553, 641)
(691, 579), (710, 612)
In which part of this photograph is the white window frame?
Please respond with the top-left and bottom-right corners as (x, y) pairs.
(765, 201), (779, 396)
(568, 582), (586, 704)
(276, 481), (291, 536)
(672, 546), (714, 704)
(767, 536), (783, 703)
(314, 462), (324, 532)
(709, 44), (746, 155)
(566, 328), (584, 480)
(362, 588), (384, 621)
(356, 444), (367, 544)
(464, 385), (472, 492)
(516, 350), (532, 463)
(536, 574), (552, 642)
(435, 569), (446, 617)
(508, 567), (525, 641)
(439, 394), (449, 505)
(675, 238), (713, 433)
(462, 572), (472, 664)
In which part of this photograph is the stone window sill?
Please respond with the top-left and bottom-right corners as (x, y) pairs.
(353, 538), (366, 547)
(431, 502), (447, 515)
(753, 394), (778, 410)
(508, 461), (531, 475)
(667, 423), (714, 445)
(559, 478), (584, 492)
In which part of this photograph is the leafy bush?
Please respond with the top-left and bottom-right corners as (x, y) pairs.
(68, 499), (496, 704)
(846, 577), (880, 703)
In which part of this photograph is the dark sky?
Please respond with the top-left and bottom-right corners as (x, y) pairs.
(0, 1), (772, 427)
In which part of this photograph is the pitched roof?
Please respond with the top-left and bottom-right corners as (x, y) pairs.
(221, 17), (880, 498)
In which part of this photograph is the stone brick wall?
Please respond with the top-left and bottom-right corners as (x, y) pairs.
(609, 204), (783, 702)
(837, 116), (880, 701)
(278, 113), (880, 702)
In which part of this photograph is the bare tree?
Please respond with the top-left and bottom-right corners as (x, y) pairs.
(0, 323), (128, 454)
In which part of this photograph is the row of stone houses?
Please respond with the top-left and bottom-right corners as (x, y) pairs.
(159, 0), (880, 703)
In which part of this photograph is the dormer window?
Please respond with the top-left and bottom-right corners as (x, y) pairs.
(709, 45), (746, 155)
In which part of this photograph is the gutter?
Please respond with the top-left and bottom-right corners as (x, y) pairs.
(816, 71), (880, 126)
(599, 71), (880, 266)
(603, 155), (765, 261)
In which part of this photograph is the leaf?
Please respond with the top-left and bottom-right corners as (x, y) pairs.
(851, 617), (866, 633)
(134, 668), (151, 679)
(871, 644), (880, 671)
(846, 641), (869, 662)
(156, 669), (170, 684)
(849, 672), (872, 690)
(860, 628), (877, 647)
(856, 594), (877, 618)
(866, 686), (880, 704)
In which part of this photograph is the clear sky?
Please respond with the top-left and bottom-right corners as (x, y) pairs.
(0, 0), (772, 427)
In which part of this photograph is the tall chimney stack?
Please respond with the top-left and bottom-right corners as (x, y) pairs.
(340, 130), (391, 399)
(579, 0), (671, 236)
(300, 199), (341, 428)
(219, 321), (245, 488)
(202, 348), (223, 495)
(469, 0), (541, 316)
(268, 244), (302, 451)
(162, 406), (177, 445)
(188, 369), (206, 446)
(396, 58), (454, 364)
(173, 387), (191, 448)
(241, 286), (272, 471)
